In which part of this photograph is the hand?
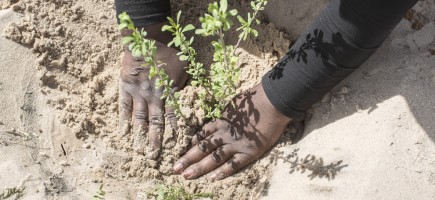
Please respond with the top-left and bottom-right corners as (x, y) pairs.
(173, 84), (291, 181)
(119, 24), (188, 159)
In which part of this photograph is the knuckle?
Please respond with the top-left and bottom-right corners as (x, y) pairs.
(239, 140), (259, 155)
(245, 142), (257, 152)
(149, 114), (164, 126)
(195, 130), (206, 141)
(148, 139), (161, 149)
(121, 101), (132, 111)
(179, 157), (192, 166)
(190, 137), (199, 146)
(140, 81), (151, 91)
(211, 150), (223, 163)
(227, 156), (250, 172)
(165, 112), (176, 120)
(133, 111), (147, 120)
(198, 141), (209, 153)
(217, 170), (230, 180)
(120, 71), (138, 84)
(189, 164), (203, 175)
(226, 159), (240, 171)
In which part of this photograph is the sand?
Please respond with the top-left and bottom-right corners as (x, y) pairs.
(0, 0), (434, 199)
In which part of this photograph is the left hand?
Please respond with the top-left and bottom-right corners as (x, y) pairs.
(119, 24), (188, 159)
(173, 84), (291, 181)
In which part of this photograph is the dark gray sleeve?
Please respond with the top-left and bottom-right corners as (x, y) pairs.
(262, 0), (418, 119)
(115, 0), (171, 27)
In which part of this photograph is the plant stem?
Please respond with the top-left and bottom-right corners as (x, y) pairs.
(218, 29), (229, 70)
(232, 5), (261, 55)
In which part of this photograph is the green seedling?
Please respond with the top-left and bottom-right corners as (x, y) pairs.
(119, 0), (268, 120)
(0, 187), (24, 200)
(147, 184), (213, 200)
(90, 185), (105, 200)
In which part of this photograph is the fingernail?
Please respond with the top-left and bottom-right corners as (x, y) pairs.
(182, 169), (194, 179)
(173, 163), (183, 173)
(209, 173), (217, 182)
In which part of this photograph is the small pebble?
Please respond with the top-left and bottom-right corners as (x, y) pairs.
(83, 143), (91, 149)
(39, 152), (49, 157)
(60, 161), (69, 166)
(338, 86), (350, 94)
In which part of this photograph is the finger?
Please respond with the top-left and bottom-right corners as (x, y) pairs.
(180, 120), (219, 157)
(191, 121), (218, 146)
(119, 86), (133, 136)
(173, 131), (225, 173)
(181, 145), (234, 180)
(146, 99), (165, 159)
(164, 87), (185, 130)
(132, 97), (148, 154)
(208, 153), (252, 182)
(165, 106), (177, 130)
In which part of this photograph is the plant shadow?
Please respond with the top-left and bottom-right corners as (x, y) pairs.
(269, 148), (349, 181)
(175, 0), (434, 147)
(237, 0), (435, 144)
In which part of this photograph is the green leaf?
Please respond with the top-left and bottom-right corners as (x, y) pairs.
(118, 12), (130, 22)
(182, 24), (195, 32)
(214, 20), (222, 27)
(174, 92), (180, 98)
(212, 9), (219, 18)
(229, 9), (238, 16)
(142, 43), (148, 55)
(128, 43), (135, 51)
(195, 29), (205, 35)
(177, 10), (182, 23)
(167, 40), (174, 47)
(237, 15), (246, 24)
(251, 29), (258, 37)
(251, 1), (256, 9)
(179, 55), (188, 61)
(132, 48), (142, 57)
(155, 78), (162, 87)
(121, 36), (134, 45)
(161, 24), (173, 32)
(118, 23), (128, 30)
(214, 108), (222, 118)
(220, 0), (228, 12)
(174, 37), (181, 46)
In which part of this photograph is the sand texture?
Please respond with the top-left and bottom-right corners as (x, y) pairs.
(0, 0), (434, 199)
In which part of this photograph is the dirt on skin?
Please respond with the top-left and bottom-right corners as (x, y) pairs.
(2, 0), (298, 199)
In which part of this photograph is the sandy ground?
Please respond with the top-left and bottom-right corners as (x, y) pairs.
(0, 0), (434, 199)
(262, 0), (435, 199)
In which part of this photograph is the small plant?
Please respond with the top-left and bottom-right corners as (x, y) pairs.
(0, 187), (24, 200)
(147, 184), (213, 200)
(90, 185), (105, 200)
(118, 0), (268, 119)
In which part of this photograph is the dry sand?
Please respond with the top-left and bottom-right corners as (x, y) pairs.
(0, 0), (434, 199)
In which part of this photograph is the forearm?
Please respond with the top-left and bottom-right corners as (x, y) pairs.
(262, 0), (418, 119)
